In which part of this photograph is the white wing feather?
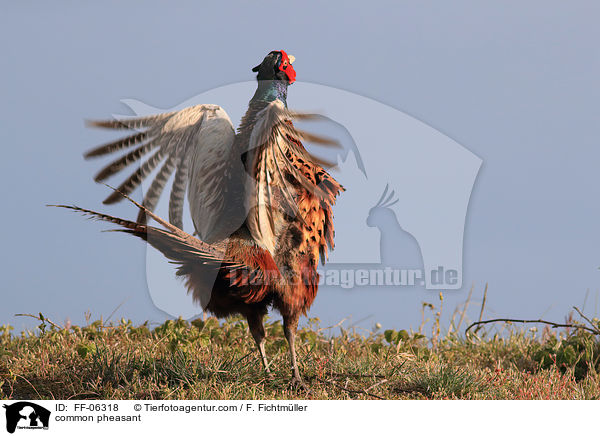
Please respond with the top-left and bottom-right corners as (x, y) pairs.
(186, 106), (240, 242)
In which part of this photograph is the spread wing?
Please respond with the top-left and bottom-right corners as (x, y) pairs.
(85, 104), (237, 239)
(244, 100), (340, 256)
(86, 100), (341, 255)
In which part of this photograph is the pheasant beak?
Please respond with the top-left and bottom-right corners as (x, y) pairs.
(279, 50), (296, 84)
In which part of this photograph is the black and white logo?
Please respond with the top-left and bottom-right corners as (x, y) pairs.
(3, 402), (50, 434)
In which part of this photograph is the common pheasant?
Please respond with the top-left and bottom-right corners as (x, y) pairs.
(56, 50), (344, 385)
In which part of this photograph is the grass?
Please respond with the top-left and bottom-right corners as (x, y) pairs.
(2, 293), (600, 400)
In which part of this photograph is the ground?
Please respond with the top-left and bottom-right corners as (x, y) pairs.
(1, 302), (599, 400)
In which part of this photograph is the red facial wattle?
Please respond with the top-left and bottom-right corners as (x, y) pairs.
(279, 50), (296, 84)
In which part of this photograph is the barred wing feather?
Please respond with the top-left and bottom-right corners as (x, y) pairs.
(245, 100), (337, 256)
(86, 104), (237, 241)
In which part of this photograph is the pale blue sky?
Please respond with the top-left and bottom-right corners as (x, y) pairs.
(2, 1), (600, 334)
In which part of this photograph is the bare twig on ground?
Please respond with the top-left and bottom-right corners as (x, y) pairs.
(466, 317), (599, 336)
(315, 377), (386, 400)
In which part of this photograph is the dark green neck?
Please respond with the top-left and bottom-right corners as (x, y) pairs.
(250, 80), (288, 106)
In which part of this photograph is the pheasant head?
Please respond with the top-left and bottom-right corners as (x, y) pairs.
(252, 50), (296, 84)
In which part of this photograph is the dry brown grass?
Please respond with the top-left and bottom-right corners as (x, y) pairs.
(1, 299), (599, 400)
